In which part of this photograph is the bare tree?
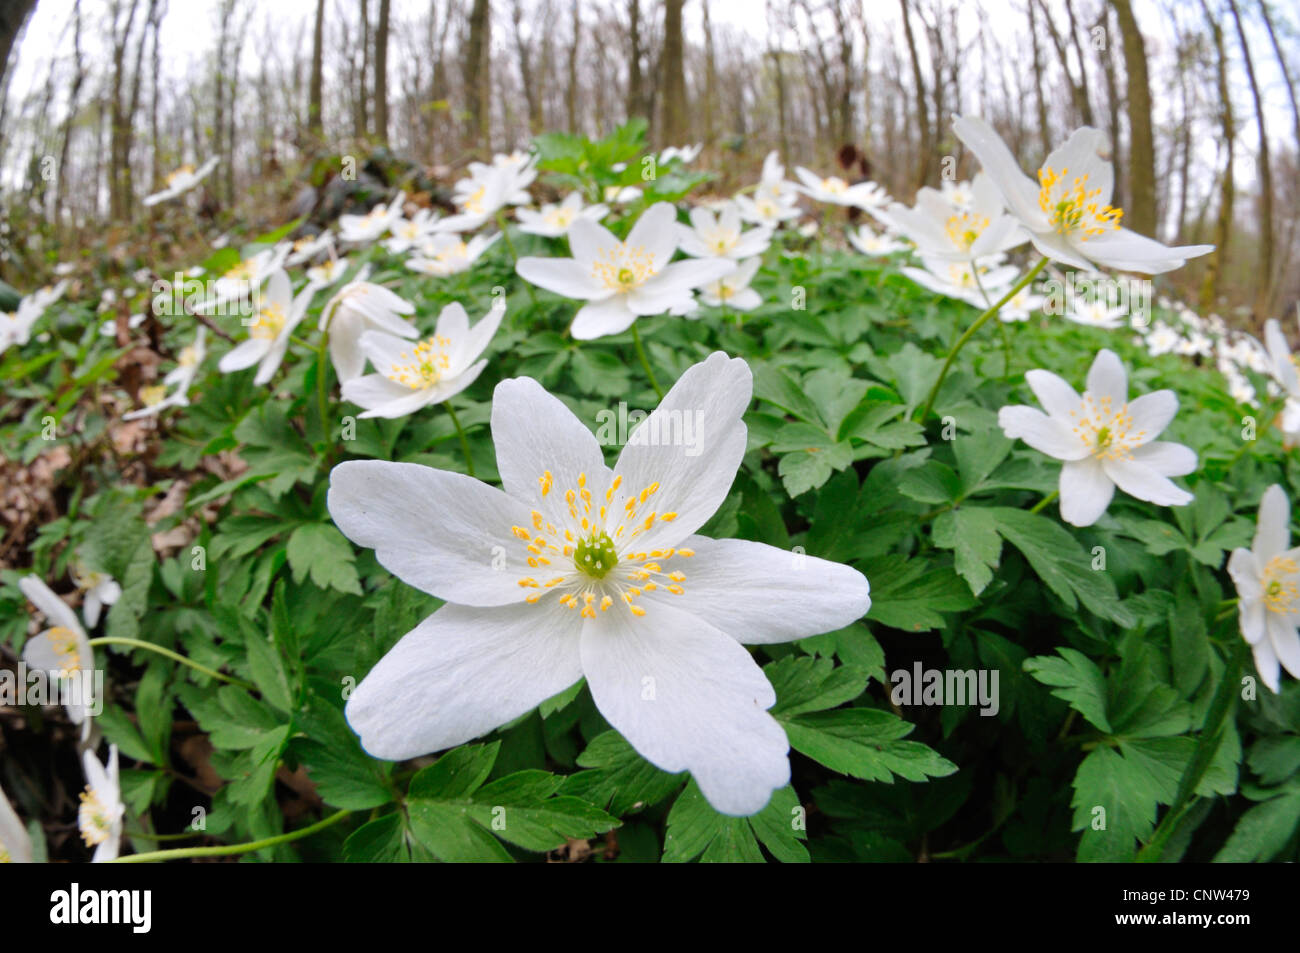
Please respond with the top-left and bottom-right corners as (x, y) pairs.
(464, 0), (491, 150)
(308, 0), (325, 136)
(374, 0), (390, 143)
(1110, 0), (1156, 237)
(1226, 0), (1274, 318)
(659, 0), (686, 145)
(1197, 0), (1233, 313)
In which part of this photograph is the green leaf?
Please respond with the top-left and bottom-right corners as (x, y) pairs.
(779, 707), (957, 783)
(1024, 647), (1112, 732)
(932, 507), (1002, 596)
(286, 523), (363, 595)
(862, 554), (977, 632)
(1070, 746), (1160, 862)
(662, 781), (807, 863)
(1213, 793), (1300, 862)
(562, 730), (684, 815)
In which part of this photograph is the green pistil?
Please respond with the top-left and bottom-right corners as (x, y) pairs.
(574, 532), (618, 579)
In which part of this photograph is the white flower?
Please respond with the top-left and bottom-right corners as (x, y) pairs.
(217, 270), (312, 386)
(439, 159), (537, 232)
(340, 301), (502, 419)
(902, 255), (1019, 308)
(1144, 321), (1182, 356)
(1, 281), (69, 353)
(1175, 331), (1213, 358)
(1263, 318), (1299, 398)
(29, 280), (70, 311)
(407, 233), (500, 277)
(793, 167), (889, 210)
(285, 231), (335, 266)
(733, 192), (801, 228)
(1225, 372), (1256, 406)
(938, 179), (976, 211)
(604, 184), (643, 205)
(847, 225), (908, 257)
(382, 210), (440, 255)
(953, 116), (1213, 274)
(874, 172), (1027, 262)
(676, 202), (773, 260)
(998, 348), (1196, 527)
(305, 257), (351, 288)
(19, 575), (97, 739)
(328, 352), (871, 815)
(1065, 298), (1127, 330)
(0, 784), (33, 864)
(321, 280), (417, 383)
(999, 286), (1046, 323)
(754, 150), (799, 206)
(698, 258), (763, 311)
(1228, 486), (1300, 693)
(163, 325), (207, 392)
(70, 562), (122, 628)
(658, 143), (702, 165)
(142, 157), (219, 206)
(194, 244), (290, 313)
(339, 193), (407, 244)
(79, 746), (124, 862)
(516, 202), (735, 340)
(98, 312), (146, 338)
(517, 193), (610, 238)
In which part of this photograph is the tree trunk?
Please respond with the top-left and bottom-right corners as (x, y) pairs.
(1197, 0), (1233, 314)
(0, 0), (37, 94)
(898, 0), (930, 189)
(1226, 0), (1274, 319)
(374, 0), (390, 143)
(1109, 0), (1155, 238)
(464, 0), (491, 150)
(659, 0), (686, 146)
(308, 0), (324, 135)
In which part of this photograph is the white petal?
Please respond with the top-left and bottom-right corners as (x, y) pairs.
(951, 116), (1044, 226)
(328, 460), (540, 606)
(1253, 484), (1291, 561)
(1102, 457), (1193, 507)
(1254, 637), (1281, 693)
(515, 256), (606, 300)
(217, 338), (269, 373)
(1126, 390), (1178, 445)
(1130, 440), (1197, 477)
(580, 599), (789, 816)
(1085, 349), (1128, 406)
(19, 576), (83, 634)
(566, 216), (621, 269)
(999, 405), (1089, 460)
(491, 377), (608, 522)
(345, 600), (583, 760)
(1059, 457), (1115, 527)
(1024, 369), (1083, 421)
(653, 535), (870, 644)
(612, 352), (751, 551)
(571, 297), (638, 340)
(1270, 614), (1300, 683)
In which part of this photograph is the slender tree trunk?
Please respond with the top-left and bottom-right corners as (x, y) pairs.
(659, 0), (686, 146)
(899, 0), (930, 189)
(1109, 0), (1155, 238)
(565, 0), (579, 134)
(1226, 0), (1274, 319)
(0, 0), (37, 94)
(1198, 0), (1233, 314)
(308, 0), (324, 135)
(464, 0), (491, 150)
(374, 0), (390, 143)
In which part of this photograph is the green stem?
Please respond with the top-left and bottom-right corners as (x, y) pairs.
(1137, 639), (1248, 862)
(917, 257), (1048, 423)
(112, 809), (351, 863)
(631, 321), (664, 399)
(87, 637), (253, 690)
(1030, 488), (1059, 514)
(446, 403), (476, 478)
(496, 209), (539, 309)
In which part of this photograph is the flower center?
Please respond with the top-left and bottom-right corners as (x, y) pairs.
(179, 345), (198, 367)
(47, 626), (82, 673)
(461, 186), (486, 215)
(1037, 167), (1123, 240)
(592, 244), (657, 292)
(250, 302), (286, 340)
(0, 846), (10, 863)
(78, 787), (114, 848)
(224, 260), (255, 281)
(1068, 394), (1145, 460)
(140, 384), (168, 407)
(821, 177), (847, 194)
(436, 242), (468, 264)
(166, 165), (195, 186)
(574, 532), (618, 579)
(510, 471), (691, 618)
(1263, 556), (1300, 614)
(544, 207), (575, 228)
(386, 335), (451, 390)
(945, 212), (989, 251)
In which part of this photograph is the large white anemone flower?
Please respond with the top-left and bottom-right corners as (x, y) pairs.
(406, 233), (499, 277)
(20, 575), (97, 739)
(1227, 485), (1300, 693)
(216, 269), (312, 386)
(517, 193), (609, 237)
(340, 301), (502, 419)
(0, 783), (33, 863)
(79, 746), (124, 863)
(676, 202), (773, 261)
(320, 280), (418, 384)
(339, 192), (407, 245)
(874, 172), (1027, 262)
(793, 167), (889, 210)
(194, 244), (290, 314)
(953, 116), (1213, 274)
(516, 202), (735, 340)
(142, 157), (219, 207)
(329, 353), (871, 815)
(998, 348), (1196, 527)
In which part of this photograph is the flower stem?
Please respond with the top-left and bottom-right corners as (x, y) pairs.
(112, 809), (351, 863)
(917, 257), (1048, 423)
(1136, 639), (1247, 862)
(1030, 488), (1059, 514)
(87, 637), (254, 690)
(446, 403), (476, 478)
(496, 209), (539, 310)
(631, 322), (664, 399)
